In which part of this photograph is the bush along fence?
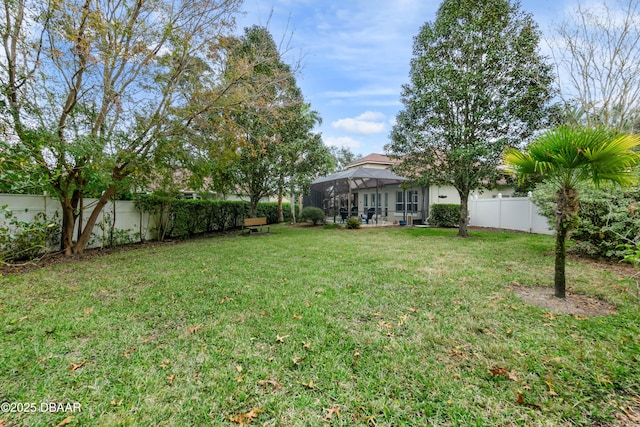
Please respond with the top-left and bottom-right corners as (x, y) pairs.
(0, 193), (294, 263)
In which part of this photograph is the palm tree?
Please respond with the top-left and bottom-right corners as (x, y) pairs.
(503, 126), (640, 298)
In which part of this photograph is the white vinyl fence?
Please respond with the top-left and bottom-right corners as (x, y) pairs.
(1, 192), (554, 252)
(468, 193), (553, 235)
(0, 193), (155, 249)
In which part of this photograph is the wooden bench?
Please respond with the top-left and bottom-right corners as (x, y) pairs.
(242, 217), (269, 234)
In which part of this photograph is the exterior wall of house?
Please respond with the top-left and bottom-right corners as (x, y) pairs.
(322, 153), (521, 225)
(348, 183), (520, 225)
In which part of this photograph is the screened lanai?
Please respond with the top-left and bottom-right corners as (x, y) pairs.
(310, 167), (409, 223)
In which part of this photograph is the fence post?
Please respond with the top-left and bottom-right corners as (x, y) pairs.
(497, 193), (502, 229)
(527, 191), (533, 233)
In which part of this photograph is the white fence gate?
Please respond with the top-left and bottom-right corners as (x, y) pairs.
(468, 193), (553, 235)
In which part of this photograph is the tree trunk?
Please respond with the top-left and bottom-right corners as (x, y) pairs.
(60, 190), (81, 256)
(553, 186), (580, 298)
(298, 194), (303, 217)
(458, 191), (469, 237)
(61, 196), (76, 256)
(554, 222), (568, 298)
(249, 197), (259, 218)
(72, 185), (116, 254)
(277, 194), (284, 223)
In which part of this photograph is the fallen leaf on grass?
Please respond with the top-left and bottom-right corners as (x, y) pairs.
(302, 341), (312, 350)
(56, 417), (73, 427)
(300, 379), (315, 389)
(226, 408), (263, 425)
(397, 314), (409, 326)
(545, 379), (558, 396)
(188, 325), (204, 333)
(516, 391), (542, 411)
(324, 406), (340, 420)
(83, 307), (94, 315)
(489, 366), (519, 382)
(122, 347), (135, 359)
(543, 312), (556, 321)
(377, 321), (393, 329)
(449, 347), (465, 358)
(489, 366), (508, 377)
(276, 334), (289, 343)
(257, 379), (282, 390)
(292, 356), (306, 366)
(166, 374), (175, 385)
(69, 360), (87, 371)
(292, 314), (303, 320)
(111, 399), (123, 406)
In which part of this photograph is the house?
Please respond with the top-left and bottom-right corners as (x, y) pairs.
(310, 153), (514, 225)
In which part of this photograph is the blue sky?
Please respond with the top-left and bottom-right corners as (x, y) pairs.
(237, 0), (575, 156)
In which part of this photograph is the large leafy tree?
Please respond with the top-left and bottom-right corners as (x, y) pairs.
(504, 126), (640, 298)
(0, 0), (243, 254)
(207, 26), (328, 218)
(328, 146), (361, 172)
(222, 26), (297, 217)
(275, 103), (333, 223)
(386, 0), (554, 237)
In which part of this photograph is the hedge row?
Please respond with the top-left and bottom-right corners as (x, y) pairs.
(531, 183), (640, 260)
(428, 204), (460, 228)
(136, 196), (293, 240)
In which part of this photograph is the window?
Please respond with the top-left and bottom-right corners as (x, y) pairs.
(397, 190), (418, 212)
(409, 190), (418, 213)
(384, 192), (388, 216)
(364, 194), (368, 207)
(396, 191), (404, 211)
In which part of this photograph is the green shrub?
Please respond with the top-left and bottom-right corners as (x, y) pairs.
(346, 217), (361, 229)
(300, 207), (325, 225)
(136, 195), (300, 240)
(531, 182), (640, 260)
(428, 204), (460, 228)
(256, 202), (294, 224)
(0, 207), (60, 263)
(136, 195), (249, 240)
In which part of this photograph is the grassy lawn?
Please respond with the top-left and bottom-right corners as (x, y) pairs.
(1, 226), (638, 426)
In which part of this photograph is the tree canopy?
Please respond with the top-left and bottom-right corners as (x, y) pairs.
(0, 0), (246, 254)
(385, 0), (554, 237)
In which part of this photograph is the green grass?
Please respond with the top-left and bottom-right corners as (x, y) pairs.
(1, 226), (638, 426)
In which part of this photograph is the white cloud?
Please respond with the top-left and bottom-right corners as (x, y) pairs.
(324, 136), (362, 149)
(356, 111), (386, 121)
(332, 111), (386, 135)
